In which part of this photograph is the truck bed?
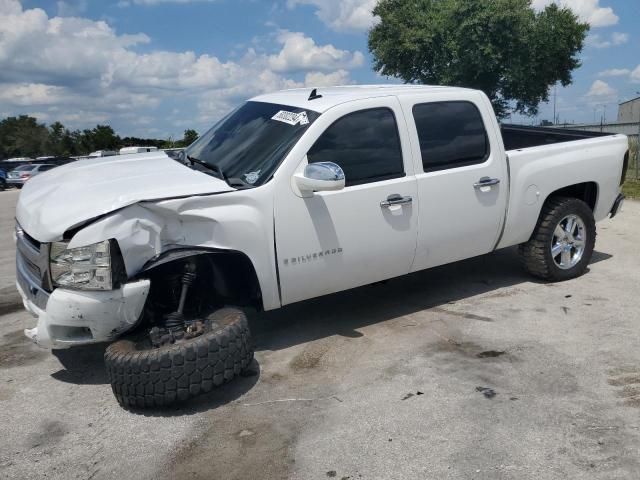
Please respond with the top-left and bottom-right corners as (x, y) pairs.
(501, 124), (615, 151)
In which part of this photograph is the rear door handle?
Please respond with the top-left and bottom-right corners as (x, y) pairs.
(474, 177), (501, 189)
(381, 194), (413, 207)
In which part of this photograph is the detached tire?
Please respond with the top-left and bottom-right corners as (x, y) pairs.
(519, 196), (596, 282)
(105, 307), (253, 408)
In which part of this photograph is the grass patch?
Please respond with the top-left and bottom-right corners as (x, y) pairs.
(623, 179), (640, 199)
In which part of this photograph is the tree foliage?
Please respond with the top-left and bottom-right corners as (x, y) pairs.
(182, 129), (199, 146)
(0, 116), (198, 159)
(368, 0), (589, 118)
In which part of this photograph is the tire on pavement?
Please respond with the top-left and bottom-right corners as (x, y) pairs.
(519, 196), (596, 282)
(104, 307), (253, 408)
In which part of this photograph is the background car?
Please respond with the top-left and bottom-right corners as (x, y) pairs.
(6, 164), (57, 188)
(0, 167), (6, 191)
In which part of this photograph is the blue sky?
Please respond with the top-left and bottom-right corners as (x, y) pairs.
(0, 0), (638, 138)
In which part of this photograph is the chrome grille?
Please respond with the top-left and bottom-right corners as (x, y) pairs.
(15, 222), (51, 310)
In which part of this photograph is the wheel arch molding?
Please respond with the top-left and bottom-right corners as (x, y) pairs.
(137, 247), (264, 311)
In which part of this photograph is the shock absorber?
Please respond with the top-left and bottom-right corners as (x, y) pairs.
(164, 261), (197, 332)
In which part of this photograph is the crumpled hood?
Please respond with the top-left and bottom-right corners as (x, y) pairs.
(16, 152), (234, 242)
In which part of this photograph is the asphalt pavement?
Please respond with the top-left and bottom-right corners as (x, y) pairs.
(1, 188), (639, 480)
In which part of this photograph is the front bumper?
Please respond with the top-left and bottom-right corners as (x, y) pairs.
(7, 178), (26, 186)
(17, 277), (150, 349)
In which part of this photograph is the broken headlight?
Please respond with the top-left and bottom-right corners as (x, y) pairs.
(50, 239), (114, 290)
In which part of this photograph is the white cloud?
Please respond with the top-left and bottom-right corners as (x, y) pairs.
(122, 0), (217, 5)
(267, 31), (364, 73)
(597, 68), (631, 78)
(0, 1), (361, 134)
(304, 70), (352, 87)
(586, 32), (629, 49)
(56, 0), (87, 17)
(532, 0), (618, 27)
(585, 80), (617, 103)
(287, 0), (379, 32)
(631, 66), (640, 84)
(0, 0), (21, 15)
(0, 83), (65, 106)
(293, 0), (619, 32)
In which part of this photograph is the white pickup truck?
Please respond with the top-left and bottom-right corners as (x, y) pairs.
(15, 85), (628, 408)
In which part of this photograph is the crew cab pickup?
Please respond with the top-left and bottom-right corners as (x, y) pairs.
(15, 85), (628, 408)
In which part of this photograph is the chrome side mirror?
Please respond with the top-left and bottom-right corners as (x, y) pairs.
(294, 162), (345, 197)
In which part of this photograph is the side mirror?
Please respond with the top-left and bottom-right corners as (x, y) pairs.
(294, 162), (345, 197)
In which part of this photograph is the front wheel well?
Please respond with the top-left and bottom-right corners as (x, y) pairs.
(138, 249), (263, 324)
(545, 182), (598, 211)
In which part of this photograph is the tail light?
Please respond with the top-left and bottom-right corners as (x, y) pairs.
(621, 151), (629, 186)
(20, 173), (31, 179)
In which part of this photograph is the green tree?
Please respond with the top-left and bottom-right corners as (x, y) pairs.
(91, 125), (120, 150)
(368, 0), (589, 118)
(0, 116), (50, 159)
(47, 121), (67, 156)
(182, 129), (199, 147)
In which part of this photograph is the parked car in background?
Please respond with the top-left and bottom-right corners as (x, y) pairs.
(6, 164), (57, 188)
(4, 157), (33, 163)
(88, 150), (118, 158)
(120, 146), (159, 155)
(0, 167), (6, 191)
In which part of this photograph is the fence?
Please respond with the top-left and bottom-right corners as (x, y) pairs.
(555, 122), (639, 180)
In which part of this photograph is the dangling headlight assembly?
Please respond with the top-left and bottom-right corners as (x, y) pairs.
(50, 239), (124, 291)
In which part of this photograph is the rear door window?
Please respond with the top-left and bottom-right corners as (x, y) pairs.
(307, 108), (405, 187)
(413, 101), (489, 172)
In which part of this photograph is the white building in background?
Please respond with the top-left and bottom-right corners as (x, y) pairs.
(119, 146), (158, 155)
(88, 150), (118, 158)
(618, 96), (640, 123)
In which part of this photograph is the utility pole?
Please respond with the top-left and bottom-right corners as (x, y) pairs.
(553, 85), (557, 125)
(636, 92), (640, 179)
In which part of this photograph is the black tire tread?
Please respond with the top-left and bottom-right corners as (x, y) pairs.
(105, 308), (253, 409)
(519, 196), (596, 281)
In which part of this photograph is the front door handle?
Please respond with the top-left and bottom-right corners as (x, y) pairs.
(474, 177), (501, 189)
(381, 194), (413, 208)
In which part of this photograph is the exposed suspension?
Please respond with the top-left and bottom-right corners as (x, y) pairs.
(150, 260), (204, 348)
(164, 261), (197, 331)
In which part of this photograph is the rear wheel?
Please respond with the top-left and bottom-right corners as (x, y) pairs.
(104, 307), (253, 408)
(519, 197), (596, 282)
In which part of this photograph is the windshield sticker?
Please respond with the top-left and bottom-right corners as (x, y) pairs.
(244, 170), (261, 185)
(271, 110), (309, 126)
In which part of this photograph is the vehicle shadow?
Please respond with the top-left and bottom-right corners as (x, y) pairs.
(51, 343), (262, 417)
(250, 247), (613, 352)
(49, 246), (612, 414)
(50, 343), (109, 385)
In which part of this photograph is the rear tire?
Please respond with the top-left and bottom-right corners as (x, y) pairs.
(105, 307), (253, 408)
(519, 197), (596, 282)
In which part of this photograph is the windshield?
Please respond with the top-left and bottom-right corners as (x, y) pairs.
(185, 101), (320, 187)
(14, 165), (36, 171)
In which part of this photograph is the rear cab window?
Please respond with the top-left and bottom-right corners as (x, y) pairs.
(412, 101), (490, 173)
(307, 108), (405, 187)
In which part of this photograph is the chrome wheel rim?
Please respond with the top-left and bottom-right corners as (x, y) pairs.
(551, 214), (586, 270)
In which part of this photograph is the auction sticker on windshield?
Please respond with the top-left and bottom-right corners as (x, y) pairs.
(271, 110), (309, 126)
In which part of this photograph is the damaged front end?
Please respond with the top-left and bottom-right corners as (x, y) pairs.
(16, 222), (151, 348)
(16, 193), (269, 349)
